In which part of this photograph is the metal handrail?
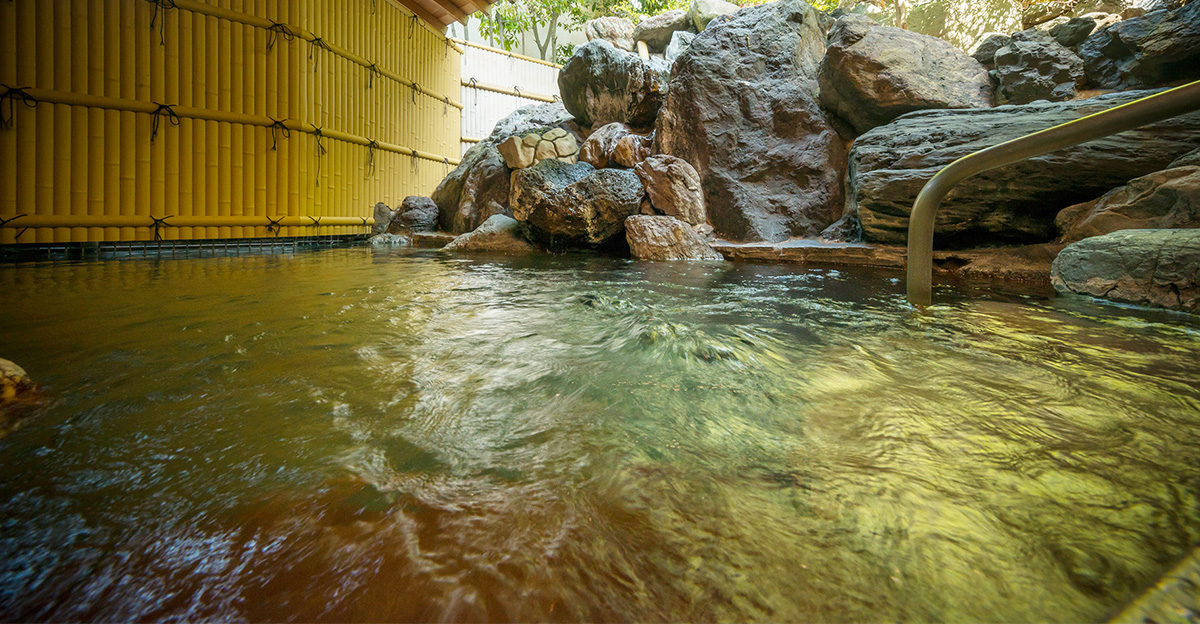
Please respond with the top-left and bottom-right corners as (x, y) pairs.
(906, 80), (1200, 307)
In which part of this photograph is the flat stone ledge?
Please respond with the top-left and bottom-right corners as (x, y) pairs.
(411, 232), (458, 248)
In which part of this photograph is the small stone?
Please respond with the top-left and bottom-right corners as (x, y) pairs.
(522, 133), (541, 147)
(640, 198), (657, 215)
(390, 196), (439, 233)
(612, 133), (653, 168)
(635, 155), (707, 226)
(690, 0), (739, 31)
(534, 140), (557, 163)
(552, 134), (578, 157)
(544, 128), (567, 140)
(498, 135), (536, 169)
(584, 16), (635, 51)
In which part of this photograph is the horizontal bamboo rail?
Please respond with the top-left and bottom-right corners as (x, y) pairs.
(906, 79), (1200, 307)
(451, 38), (563, 68)
(6, 88), (461, 166)
(461, 79), (557, 103)
(0, 215), (374, 228)
(173, 0), (464, 108)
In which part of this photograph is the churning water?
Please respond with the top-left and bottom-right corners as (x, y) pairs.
(0, 247), (1198, 622)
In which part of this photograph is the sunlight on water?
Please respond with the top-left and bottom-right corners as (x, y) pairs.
(1, 248), (1198, 622)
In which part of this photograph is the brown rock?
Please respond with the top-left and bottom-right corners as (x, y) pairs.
(0, 358), (31, 404)
(510, 160), (646, 246)
(612, 133), (653, 167)
(625, 215), (724, 261)
(579, 123), (641, 169)
(442, 214), (538, 253)
(498, 135), (536, 169)
(1057, 166), (1200, 242)
(1052, 229), (1200, 313)
(584, 16), (635, 51)
(634, 155), (707, 226)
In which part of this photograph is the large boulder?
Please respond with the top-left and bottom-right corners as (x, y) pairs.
(690, 0), (740, 31)
(634, 9), (693, 50)
(656, 0), (847, 242)
(634, 155), (707, 226)
(819, 15), (994, 135)
(625, 215), (724, 261)
(1077, 3), (1200, 88)
(971, 33), (1013, 69)
(433, 103), (579, 234)
(612, 132), (654, 167)
(1052, 228), (1200, 313)
(442, 214), (538, 253)
(993, 37), (1086, 103)
(558, 40), (671, 128)
(584, 16), (636, 51)
(389, 196), (438, 233)
(509, 160), (646, 246)
(1048, 16), (1098, 47)
(848, 89), (1200, 246)
(1057, 165), (1200, 241)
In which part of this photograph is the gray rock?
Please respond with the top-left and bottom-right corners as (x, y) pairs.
(971, 33), (1013, 69)
(657, 0), (847, 242)
(1056, 165), (1200, 241)
(1078, 3), (1200, 88)
(442, 214), (538, 253)
(558, 40), (671, 128)
(1051, 228), (1200, 313)
(1074, 0), (1127, 14)
(510, 160), (646, 246)
(371, 201), (394, 235)
(994, 38), (1086, 103)
(625, 215), (724, 261)
(634, 155), (708, 226)
(433, 103), (580, 235)
(848, 89), (1200, 246)
(1170, 148), (1200, 168)
(634, 9), (693, 50)
(665, 30), (696, 61)
(690, 0), (740, 31)
(819, 15), (994, 135)
(584, 16), (636, 51)
(391, 196), (439, 233)
(1049, 16), (1097, 47)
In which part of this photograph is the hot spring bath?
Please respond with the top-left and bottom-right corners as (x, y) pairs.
(0, 247), (1198, 621)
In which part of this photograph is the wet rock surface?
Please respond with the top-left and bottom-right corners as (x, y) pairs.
(1057, 165), (1200, 242)
(0, 359), (31, 405)
(819, 14), (994, 135)
(442, 214), (538, 253)
(849, 90), (1200, 247)
(559, 41), (671, 128)
(634, 155), (707, 226)
(510, 160), (646, 246)
(371, 202), (395, 235)
(625, 215), (723, 261)
(656, 0), (846, 242)
(1052, 228), (1200, 313)
(1078, 3), (1200, 88)
(389, 196), (439, 233)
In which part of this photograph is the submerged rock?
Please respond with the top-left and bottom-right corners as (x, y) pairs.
(1078, 3), (1200, 88)
(656, 0), (846, 242)
(558, 40), (671, 128)
(0, 359), (31, 404)
(1052, 228), (1200, 313)
(819, 14), (994, 135)
(389, 196), (438, 233)
(634, 155), (707, 226)
(634, 9), (692, 50)
(369, 233), (410, 246)
(585, 16), (636, 51)
(849, 89), (1200, 247)
(442, 215), (538, 253)
(1056, 165), (1200, 242)
(510, 160), (645, 246)
(625, 215), (724, 261)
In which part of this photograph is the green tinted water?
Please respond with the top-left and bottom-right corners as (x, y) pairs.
(1, 247), (1198, 622)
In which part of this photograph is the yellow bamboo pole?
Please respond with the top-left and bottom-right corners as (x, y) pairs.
(0, 215), (375, 228)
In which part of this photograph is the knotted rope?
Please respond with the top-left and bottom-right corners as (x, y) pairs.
(150, 103), (180, 142)
(269, 118), (290, 151)
(0, 86), (37, 130)
(266, 21), (297, 52)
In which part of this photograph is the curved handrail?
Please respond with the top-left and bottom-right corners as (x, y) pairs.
(906, 79), (1200, 307)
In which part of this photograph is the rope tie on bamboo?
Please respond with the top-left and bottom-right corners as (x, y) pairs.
(0, 214), (26, 228)
(312, 126), (327, 187)
(443, 157), (451, 175)
(146, 0), (177, 46)
(14, 227), (29, 241)
(366, 63), (382, 89)
(308, 37), (331, 72)
(150, 215), (173, 241)
(513, 86), (522, 100)
(268, 118), (290, 151)
(0, 86), (37, 130)
(150, 103), (180, 142)
(409, 15), (419, 39)
(266, 216), (284, 235)
(469, 77), (479, 104)
(443, 96), (450, 115)
(410, 82), (419, 104)
(307, 216), (322, 228)
(365, 140), (380, 177)
(553, 94), (561, 102)
(266, 21), (297, 52)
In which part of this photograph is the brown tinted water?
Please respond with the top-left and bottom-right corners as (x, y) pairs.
(1, 247), (1198, 622)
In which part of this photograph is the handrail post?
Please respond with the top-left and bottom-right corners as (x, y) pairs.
(905, 80), (1200, 307)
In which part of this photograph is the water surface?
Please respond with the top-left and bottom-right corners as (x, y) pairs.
(1, 248), (1198, 622)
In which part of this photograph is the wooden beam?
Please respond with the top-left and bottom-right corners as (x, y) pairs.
(396, 0), (449, 27)
(430, 0), (469, 23)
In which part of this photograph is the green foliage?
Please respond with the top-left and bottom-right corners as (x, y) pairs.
(554, 42), (576, 65)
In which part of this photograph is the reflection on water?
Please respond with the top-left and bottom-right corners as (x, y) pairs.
(0, 248), (1198, 622)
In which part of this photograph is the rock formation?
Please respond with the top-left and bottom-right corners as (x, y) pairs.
(1052, 228), (1200, 313)
(510, 160), (646, 246)
(442, 214), (539, 253)
(634, 155), (707, 226)
(633, 9), (693, 50)
(584, 16), (636, 51)
(625, 215), (724, 261)
(389, 196), (439, 233)
(1078, 2), (1200, 88)
(1056, 165), (1200, 242)
(559, 40), (671, 128)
